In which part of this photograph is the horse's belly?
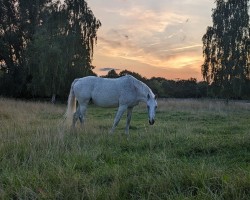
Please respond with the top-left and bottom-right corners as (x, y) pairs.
(91, 92), (119, 108)
(93, 100), (118, 107)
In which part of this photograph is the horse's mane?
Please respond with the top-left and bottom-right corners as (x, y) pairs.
(125, 75), (154, 98)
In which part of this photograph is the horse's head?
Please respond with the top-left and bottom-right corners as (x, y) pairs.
(147, 94), (157, 125)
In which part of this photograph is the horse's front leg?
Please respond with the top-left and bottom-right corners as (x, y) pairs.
(110, 105), (127, 134)
(125, 107), (133, 135)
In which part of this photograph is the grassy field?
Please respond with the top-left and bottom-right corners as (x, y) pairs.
(0, 98), (250, 199)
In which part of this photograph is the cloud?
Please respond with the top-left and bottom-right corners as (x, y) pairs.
(98, 5), (197, 60)
(98, 37), (122, 48)
(99, 67), (120, 72)
(96, 30), (203, 70)
(107, 7), (189, 35)
(160, 44), (202, 53)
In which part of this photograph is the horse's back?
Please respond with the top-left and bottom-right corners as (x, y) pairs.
(91, 76), (134, 107)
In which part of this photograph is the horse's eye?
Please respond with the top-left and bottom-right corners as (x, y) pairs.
(155, 106), (157, 109)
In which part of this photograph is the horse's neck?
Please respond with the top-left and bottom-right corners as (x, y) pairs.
(135, 81), (150, 103)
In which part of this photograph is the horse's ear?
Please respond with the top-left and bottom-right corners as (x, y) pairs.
(147, 94), (150, 100)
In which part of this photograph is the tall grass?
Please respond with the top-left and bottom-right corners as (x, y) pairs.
(0, 97), (250, 199)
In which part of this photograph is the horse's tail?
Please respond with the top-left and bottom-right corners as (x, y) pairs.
(65, 79), (79, 125)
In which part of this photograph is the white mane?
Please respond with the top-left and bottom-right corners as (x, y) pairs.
(125, 75), (154, 102)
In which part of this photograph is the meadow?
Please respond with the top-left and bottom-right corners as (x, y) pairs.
(0, 97), (250, 199)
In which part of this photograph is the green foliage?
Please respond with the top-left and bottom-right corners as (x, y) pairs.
(0, 0), (101, 98)
(103, 69), (119, 78)
(202, 0), (250, 98)
(26, 26), (65, 97)
(1, 98), (250, 199)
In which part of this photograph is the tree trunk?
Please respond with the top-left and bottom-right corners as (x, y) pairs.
(51, 94), (56, 104)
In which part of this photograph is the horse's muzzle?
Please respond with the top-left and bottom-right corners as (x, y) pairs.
(149, 119), (155, 125)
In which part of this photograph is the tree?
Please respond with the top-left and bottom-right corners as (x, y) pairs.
(25, 23), (66, 99)
(104, 69), (119, 78)
(202, 0), (250, 98)
(147, 77), (165, 97)
(0, 0), (49, 96)
(25, 0), (101, 100)
(64, 0), (101, 80)
(0, 0), (101, 99)
(0, 0), (25, 96)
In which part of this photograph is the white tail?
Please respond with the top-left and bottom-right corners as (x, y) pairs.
(65, 79), (78, 125)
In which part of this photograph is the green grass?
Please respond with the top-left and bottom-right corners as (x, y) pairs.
(0, 98), (250, 199)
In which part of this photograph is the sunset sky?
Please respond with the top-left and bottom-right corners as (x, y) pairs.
(86, 0), (214, 80)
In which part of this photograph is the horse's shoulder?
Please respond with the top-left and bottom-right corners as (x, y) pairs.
(124, 74), (134, 80)
(119, 75), (135, 83)
(79, 76), (98, 82)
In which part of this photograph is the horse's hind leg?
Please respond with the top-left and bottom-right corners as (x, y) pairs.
(72, 104), (87, 127)
(72, 107), (80, 128)
(79, 104), (87, 125)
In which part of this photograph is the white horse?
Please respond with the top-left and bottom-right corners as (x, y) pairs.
(65, 75), (157, 134)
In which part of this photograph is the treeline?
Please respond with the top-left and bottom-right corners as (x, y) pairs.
(103, 69), (207, 99)
(102, 69), (250, 99)
(1, 0), (250, 101)
(0, 0), (101, 101)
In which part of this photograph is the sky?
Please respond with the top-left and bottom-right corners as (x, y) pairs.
(86, 0), (215, 80)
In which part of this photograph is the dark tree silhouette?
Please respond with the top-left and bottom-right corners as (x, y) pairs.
(202, 0), (250, 98)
